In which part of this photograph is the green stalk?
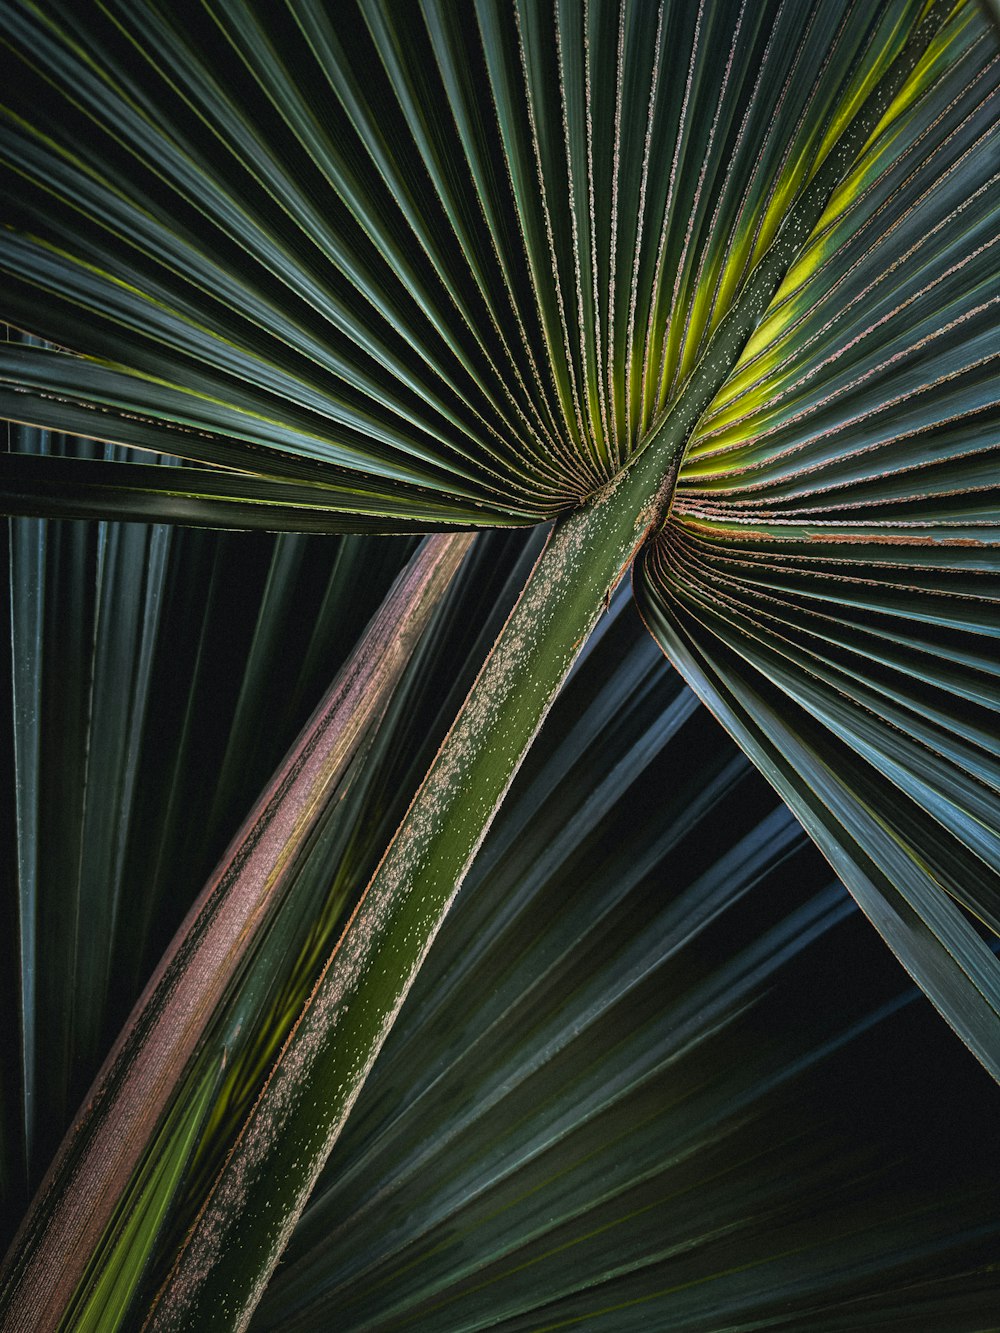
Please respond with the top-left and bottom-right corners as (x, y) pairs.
(147, 416), (686, 1331)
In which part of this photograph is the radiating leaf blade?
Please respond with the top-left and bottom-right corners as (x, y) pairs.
(635, 0), (1000, 1075)
(250, 596), (1000, 1331)
(2, 0), (968, 532)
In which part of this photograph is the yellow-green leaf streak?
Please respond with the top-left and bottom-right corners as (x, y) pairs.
(64, 1062), (219, 1333)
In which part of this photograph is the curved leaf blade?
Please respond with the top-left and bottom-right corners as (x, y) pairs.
(254, 599), (1000, 1331)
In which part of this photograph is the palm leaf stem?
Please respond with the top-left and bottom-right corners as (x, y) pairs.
(146, 404), (689, 1329)
(0, 531), (471, 1332)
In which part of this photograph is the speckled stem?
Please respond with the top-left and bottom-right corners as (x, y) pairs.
(145, 410), (689, 1332)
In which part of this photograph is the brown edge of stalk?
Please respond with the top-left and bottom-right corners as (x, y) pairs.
(0, 531), (474, 1333)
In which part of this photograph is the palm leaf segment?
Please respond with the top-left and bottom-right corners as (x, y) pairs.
(2, 0), (999, 1065)
(633, 0), (1000, 1064)
(0, 0), (986, 523)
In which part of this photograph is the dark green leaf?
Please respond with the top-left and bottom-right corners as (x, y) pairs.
(0, 519), (468, 1327)
(635, 0), (1000, 1073)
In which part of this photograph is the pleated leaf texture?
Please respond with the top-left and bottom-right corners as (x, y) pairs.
(633, 0), (1000, 1068)
(6, 491), (999, 1328)
(0, 0), (993, 525)
(251, 590), (1000, 1331)
(0, 418), (420, 1231)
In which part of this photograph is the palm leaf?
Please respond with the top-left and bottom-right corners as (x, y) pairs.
(1, 0), (977, 525)
(1, 529), (469, 1330)
(1, 460), (545, 1325)
(6, 495), (996, 1328)
(633, 0), (1000, 1069)
(1, 0), (999, 1327)
(0, 422), (416, 1228)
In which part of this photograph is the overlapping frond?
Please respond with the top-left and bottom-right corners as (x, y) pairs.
(0, 477), (547, 1324)
(635, 0), (1000, 1071)
(0, 418), (415, 1241)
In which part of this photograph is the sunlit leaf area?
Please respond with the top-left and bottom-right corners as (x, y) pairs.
(1, 0), (998, 1329)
